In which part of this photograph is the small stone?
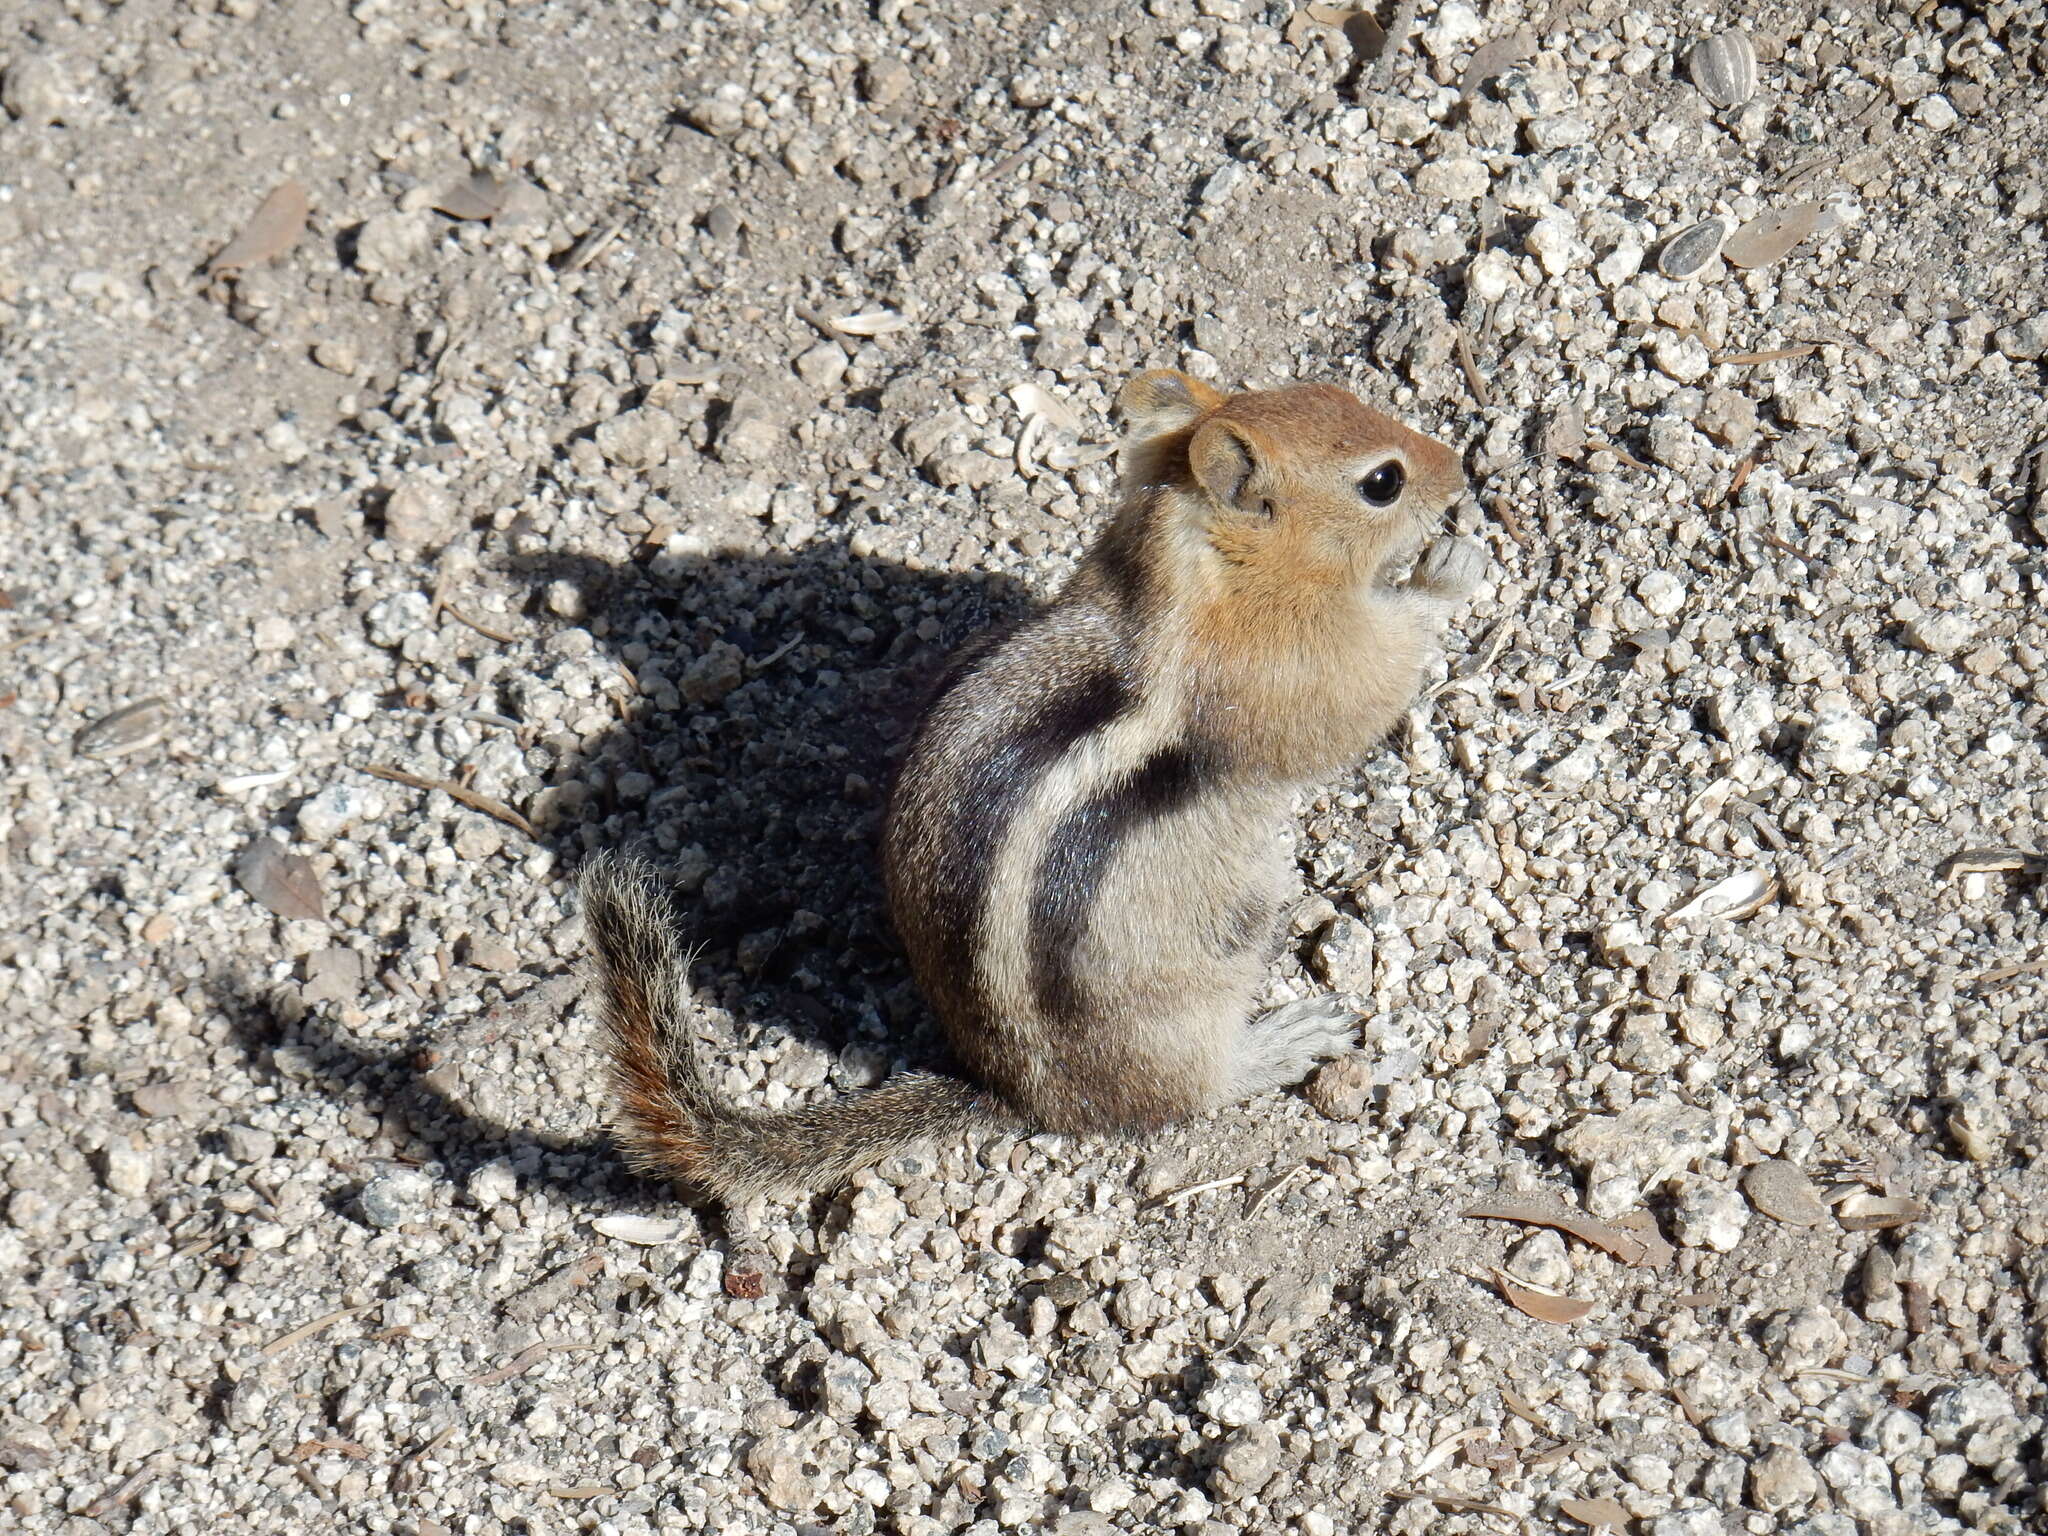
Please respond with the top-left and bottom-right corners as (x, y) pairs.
(1311, 915), (1374, 992)
(2, 56), (72, 126)
(131, 1081), (205, 1118)
(594, 406), (680, 470)
(492, 1459), (549, 1488)
(1555, 1100), (1724, 1218)
(1773, 381), (1841, 427)
(1672, 1182), (1748, 1252)
(1543, 741), (1601, 791)
(746, 1432), (825, 1513)
(357, 1170), (431, 1229)
(365, 591), (432, 647)
(1994, 314), (2046, 361)
(103, 1143), (152, 1198)
(1524, 211), (1583, 277)
(1636, 570), (1686, 618)
(1304, 1055), (1373, 1120)
(467, 935), (520, 973)
(1925, 1382), (2016, 1458)
(1913, 93), (1957, 131)
(1816, 1443), (1896, 1519)
(680, 642), (746, 705)
(685, 88), (746, 137)
(1749, 1443), (1819, 1513)
(1194, 1363), (1264, 1428)
(1696, 386), (1757, 447)
(1009, 71), (1054, 110)
(1800, 692), (1878, 777)
(222, 1124), (278, 1163)
(860, 57), (913, 107)
(1198, 162), (1245, 207)
(544, 579), (586, 620)
(820, 1354), (874, 1421)
(1762, 1306), (1846, 1373)
(1709, 686), (1774, 751)
(1043, 1214), (1116, 1268)
(312, 338), (360, 375)
(717, 393), (787, 464)
(1504, 1229), (1574, 1291)
(1208, 1422), (1283, 1501)
(301, 947), (365, 1005)
(251, 614), (295, 653)
(1414, 157), (1491, 201)
(794, 342), (848, 391)
(382, 479), (457, 547)
(297, 783), (386, 842)
(693, 203), (738, 245)
(1651, 333), (1711, 384)
(353, 211), (431, 276)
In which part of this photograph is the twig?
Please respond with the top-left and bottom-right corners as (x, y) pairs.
(261, 1304), (373, 1358)
(1485, 492), (1530, 547)
(1243, 1163), (1306, 1219)
(83, 1455), (171, 1519)
(1454, 326), (1492, 407)
(442, 603), (518, 644)
(1581, 435), (1650, 471)
(1145, 1173), (1244, 1210)
(361, 764), (537, 839)
(1975, 956), (2048, 990)
(1711, 452), (1758, 511)
(1387, 1488), (1523, 1528)
(392, 1426), (457, 1495)
(1717, 344), (1818, 366)
(468, 1338), (597, 1386)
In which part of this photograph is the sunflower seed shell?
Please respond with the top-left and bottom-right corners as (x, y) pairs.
(1690, 30), (1758, 110)
(1657, 218), (1727, 280)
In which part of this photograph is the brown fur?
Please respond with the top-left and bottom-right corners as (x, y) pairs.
(582, 371), (1478, 1202)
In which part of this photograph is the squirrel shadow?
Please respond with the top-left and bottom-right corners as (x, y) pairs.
(218, 533), (1033, 1209)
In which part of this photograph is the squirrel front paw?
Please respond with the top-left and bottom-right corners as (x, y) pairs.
(1412, 536), (1486, 600)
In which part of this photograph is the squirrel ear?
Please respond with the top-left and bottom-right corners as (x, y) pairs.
(1189, 418), (1261, 514)
(1115, 369), (1226, 440)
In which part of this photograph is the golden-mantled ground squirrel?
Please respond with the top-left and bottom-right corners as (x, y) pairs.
(581, 369), (1481, 1204)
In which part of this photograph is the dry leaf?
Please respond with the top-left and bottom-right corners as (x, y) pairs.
(1722, 203), (1823, 270)
(591, 1214), (688, 1245)
(432, 170), (506, 222)
(1543, 403), (1587, 461)
(1743, 1159), (1829, 1226)
(1662, 870), (1778, 928)
(1941, 846), (2044, 878)
(1559, 1495), (1631, 1529)
(1495, 1270), (1595, 1325)
(236, 836), (325, 922)
(829, 309), (909, 337)
(1461, 28), (1536, 99)
(73, 698), (169, 759)
(1466, 1199), (1663, 1268)
(1835, 1194), (1925, 1232)
(208, 180), (310, 275)
(1607, 1210), (1676, 1269)
(1010, 381), (1082, 435)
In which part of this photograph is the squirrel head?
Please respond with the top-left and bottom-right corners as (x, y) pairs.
(1113, 369), (1465, 591)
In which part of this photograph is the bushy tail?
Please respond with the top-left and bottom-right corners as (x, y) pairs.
(577, 852), (997, 1205)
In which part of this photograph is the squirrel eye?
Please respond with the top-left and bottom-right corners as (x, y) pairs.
(1358, 461), (1405, 507)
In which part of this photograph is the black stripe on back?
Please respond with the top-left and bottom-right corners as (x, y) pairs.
(1091, 528), (1151, 618)
(1029, 743), (1209, 1024)
(924, 663), (1133, 992)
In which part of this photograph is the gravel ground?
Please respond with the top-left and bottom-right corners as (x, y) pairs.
(3, 1), (2046, 1533)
